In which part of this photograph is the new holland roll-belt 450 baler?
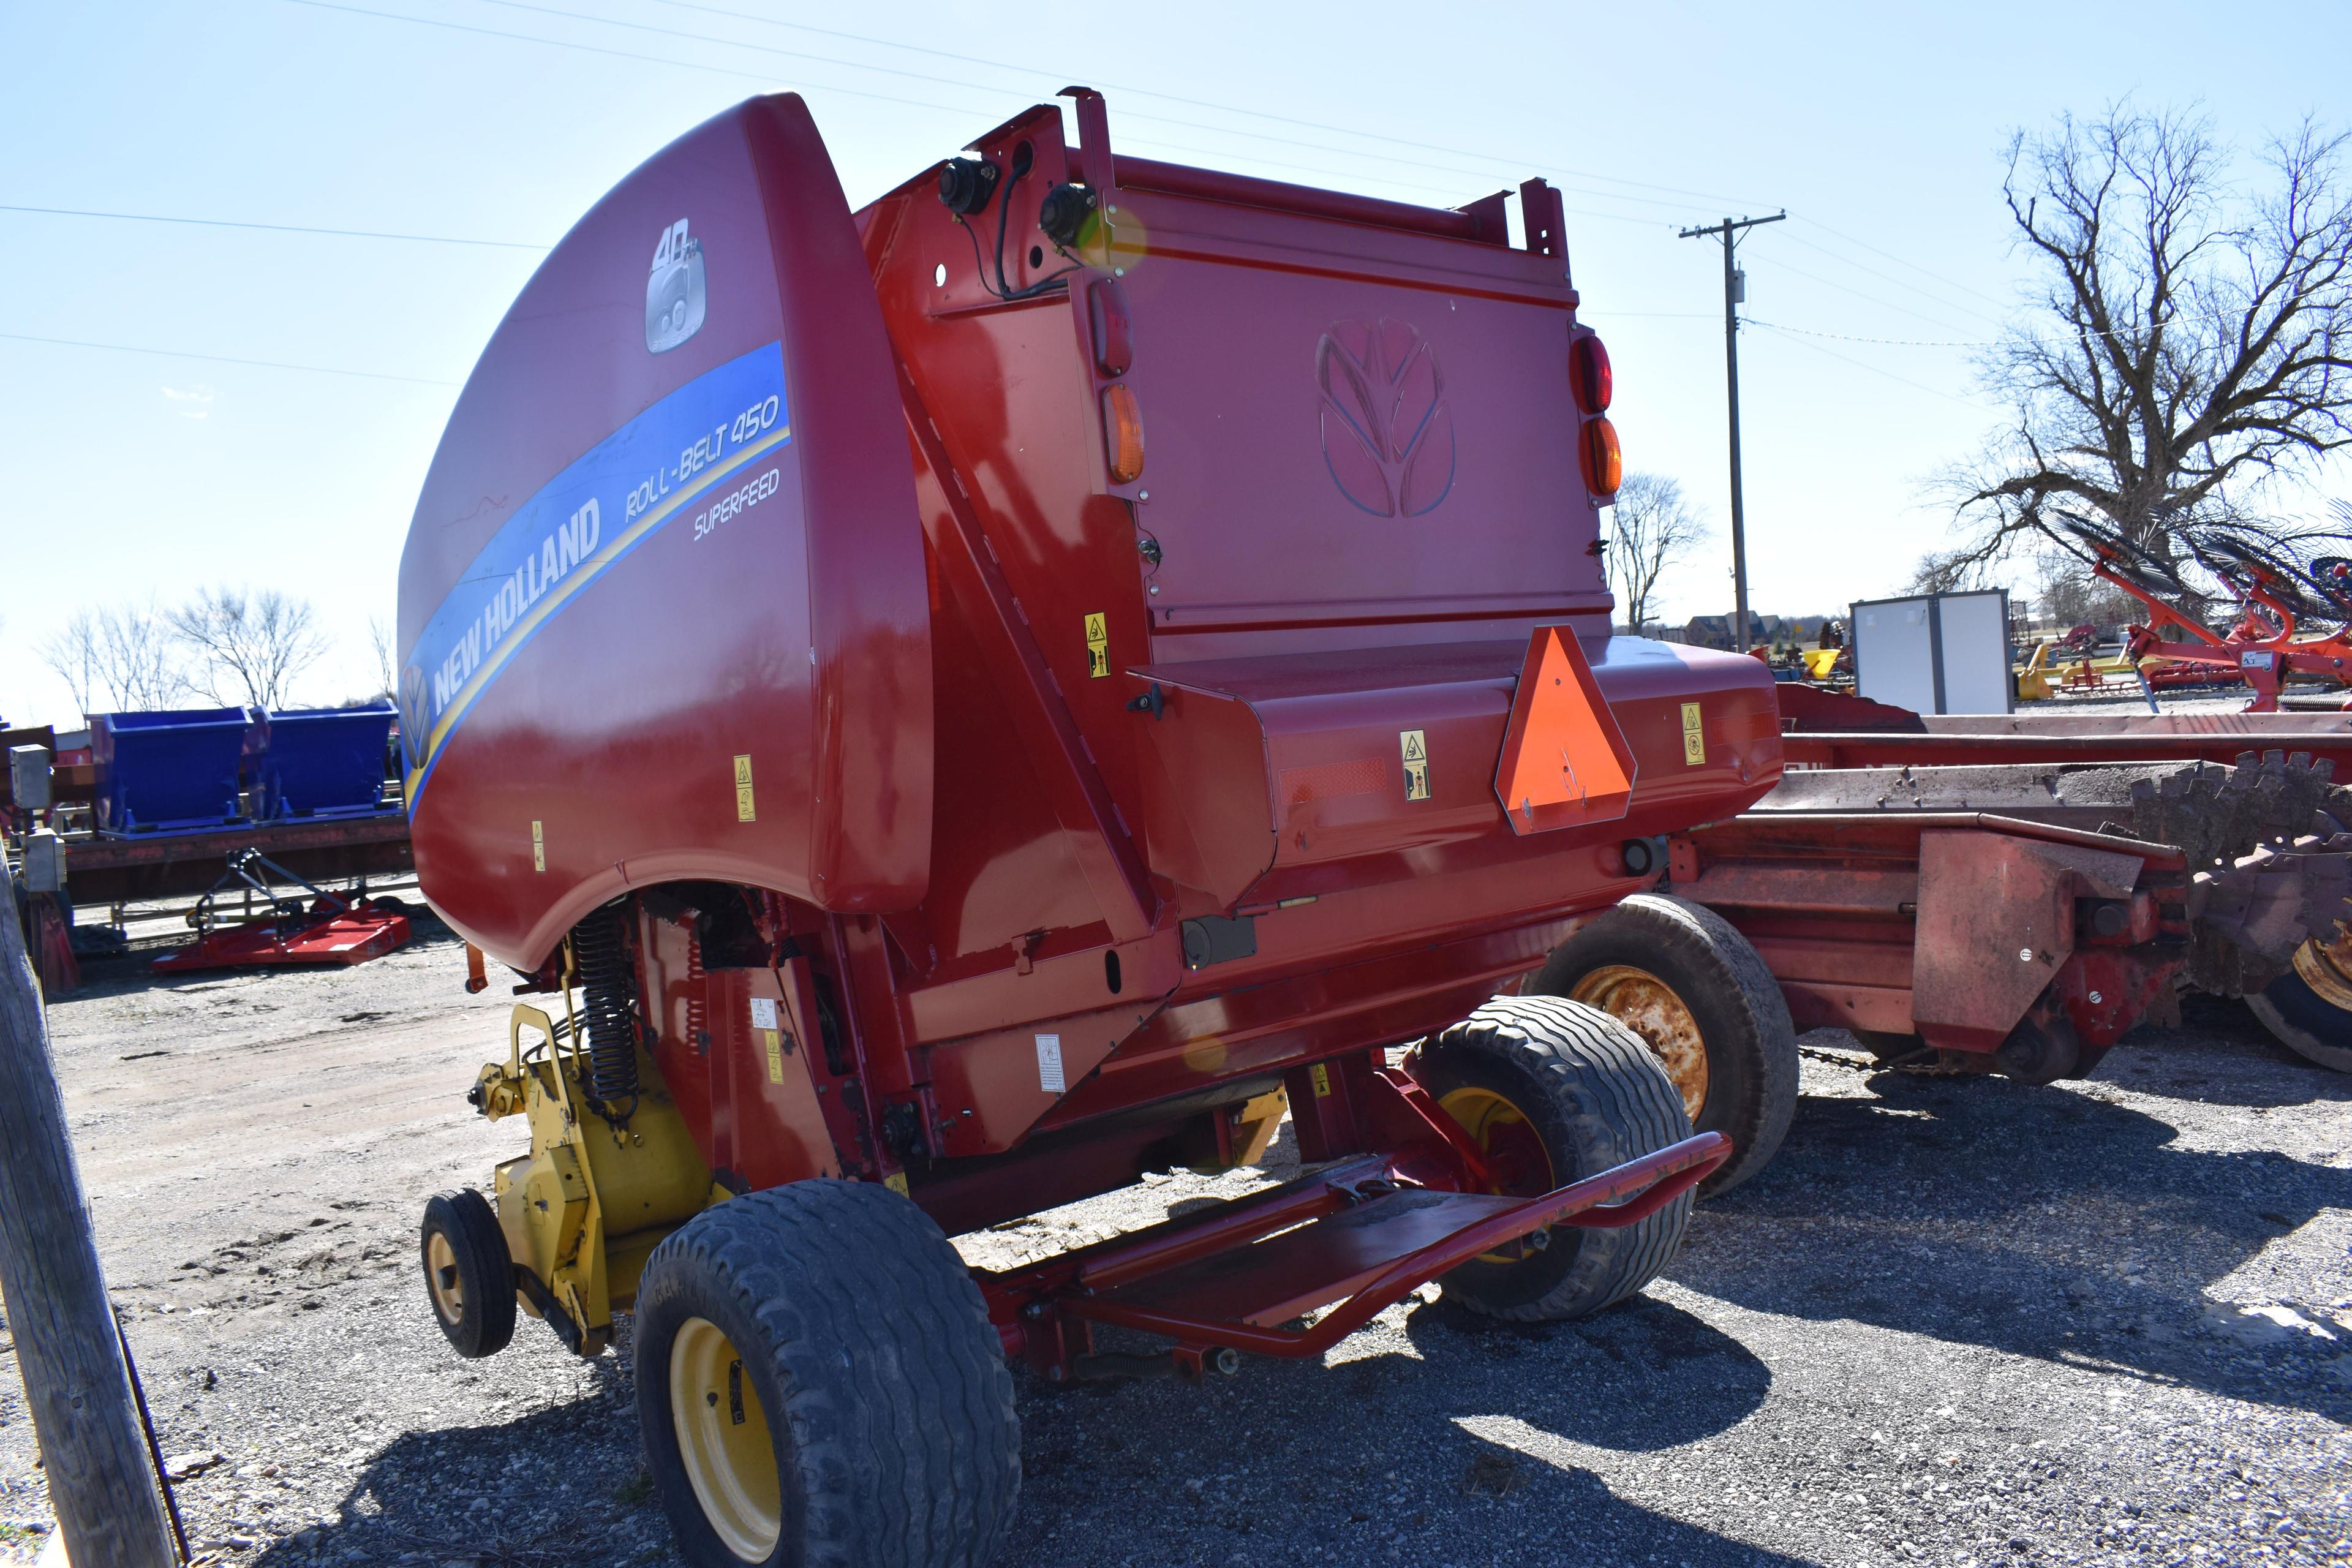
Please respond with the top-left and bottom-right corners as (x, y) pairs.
(399, 90), (1795, 1567)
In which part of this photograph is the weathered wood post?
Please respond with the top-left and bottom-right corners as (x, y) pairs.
(0, 858), (175, 1566)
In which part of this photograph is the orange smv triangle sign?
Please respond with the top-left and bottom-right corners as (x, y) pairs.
(1491, 626), (1637, 834)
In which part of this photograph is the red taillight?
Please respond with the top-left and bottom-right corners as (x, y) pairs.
(1569, 333), (1613, 415)
(1089, 278), (1133, 377)
(1102, 383), (1145, 483)
(1580, 417), (1622, 496)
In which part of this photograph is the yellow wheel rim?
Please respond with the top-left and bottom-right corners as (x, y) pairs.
(1569, 965), (1709, 1121)
(670, 1317), (782, 1561)
(1438, 1085), (1556, 1262)
(424, 1231), (464, 1326)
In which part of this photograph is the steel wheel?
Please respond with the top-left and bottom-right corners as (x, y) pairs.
(669, 1316), (782, 1562)
(418, 1188), (516, 1359)
(2248, 926), (2352, 1073)
(1567, 964), (1709, 1121)
(424, 1231), (464, 1326)
(1437, 1085), (1556, 1264)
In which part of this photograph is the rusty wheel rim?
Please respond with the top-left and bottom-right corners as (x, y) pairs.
(2291, 922), (2352, 1012)
(424, 1231), (464, 1326)
(1568, 964), (1709, 1121)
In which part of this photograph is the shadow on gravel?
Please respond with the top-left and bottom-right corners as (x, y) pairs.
(1671, 1041), (2352, 1422)
(1003, 1294), (1775, 1567)
(243, 1365), (665, 1568)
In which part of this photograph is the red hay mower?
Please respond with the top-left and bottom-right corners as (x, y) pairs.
(399, 91), (1795, 1566)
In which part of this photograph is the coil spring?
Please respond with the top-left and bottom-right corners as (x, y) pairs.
(572, 906), (641, 1114)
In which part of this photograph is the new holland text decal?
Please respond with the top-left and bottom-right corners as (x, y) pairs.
(399, 341), (790, 807)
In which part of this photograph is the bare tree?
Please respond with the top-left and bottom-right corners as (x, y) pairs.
(37, 603), (188, 714)
(368, 616), (397, 703)
(1606, 473), (1711, 635)
(167, 587), (328, 710)
(1925, 105), (2352, 584)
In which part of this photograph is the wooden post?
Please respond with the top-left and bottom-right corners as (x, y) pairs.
(0, 858), (176, 1566)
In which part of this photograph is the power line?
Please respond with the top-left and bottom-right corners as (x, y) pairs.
(1779, 228), (2007, 328)
(1744, 320), (1983, 349)
(466, 0), (1735, 219)
(278, 0), (989, 115)
(277, 0), (1705, 232)
(1794, 214), (2015, 311)
(0, 331), (459, 386)
(639, 0), (1777, 213)
(1745, 320), (1981, 405)
(0, 203), (548, 250)
(1755, 252), (1991, 339)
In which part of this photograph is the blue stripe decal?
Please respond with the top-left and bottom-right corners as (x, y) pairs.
(400, 341), (790, 810)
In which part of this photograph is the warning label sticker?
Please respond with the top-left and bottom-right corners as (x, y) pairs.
(1084, 612), (1109, 679)
(1036, 1033), (1066, 1094)
(1399, 729), (1431, 801)
(1681, 703), (1706, 766)
(733, 753), (757, 821)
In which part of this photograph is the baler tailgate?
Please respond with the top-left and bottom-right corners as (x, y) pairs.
(1049, 1131), (1728, 1359)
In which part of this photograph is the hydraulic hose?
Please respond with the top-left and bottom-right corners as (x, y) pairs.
(571, 905), (641, 1117)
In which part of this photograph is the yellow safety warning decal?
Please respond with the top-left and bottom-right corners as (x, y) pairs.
(1399, 729), (1431, 801)
(884, 1172), (911, 1196)
(1310, 1062), (1333, 1098)
(530, 819), (545, 873)
(1084, 611), (1110, 678)
(1681, 703), (1706, 766)
(734, 753), (757, 821)
(763, 1030), (785, 1083)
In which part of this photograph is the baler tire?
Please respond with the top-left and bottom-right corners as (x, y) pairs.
(1529, 894), (1798, 1195)
(2247, 968), (2352, 1074)
(419, 1189), (516, 1359)
(1411, 995), (1696, 1322)
(633, 1181), (1019, 1568)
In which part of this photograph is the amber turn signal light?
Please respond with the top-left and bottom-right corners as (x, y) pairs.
(1102, 383), (1145, 483)
(1569, 333), (1613, 415)
(1579, 416), (1621, 496)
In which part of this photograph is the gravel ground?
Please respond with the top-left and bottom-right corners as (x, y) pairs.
(1, 924), (2346, 1568)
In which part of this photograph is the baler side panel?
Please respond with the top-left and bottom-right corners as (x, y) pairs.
(399, 96), (930, 970)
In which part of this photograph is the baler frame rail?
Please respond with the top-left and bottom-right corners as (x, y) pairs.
(983, 1131), (1728, 1370)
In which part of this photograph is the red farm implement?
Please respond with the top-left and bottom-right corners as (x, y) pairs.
(396, 91), (1792, 1566)
(150, 850), (410, 975)
(1671, 685), (2352, 1083)
(2040, 511), (2352, 710)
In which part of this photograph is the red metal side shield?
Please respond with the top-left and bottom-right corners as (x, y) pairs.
(1491, 627), (1637, 834)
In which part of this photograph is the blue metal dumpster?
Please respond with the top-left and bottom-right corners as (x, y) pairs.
(262, 705), (398, 819)
(91, 708), (263, 834)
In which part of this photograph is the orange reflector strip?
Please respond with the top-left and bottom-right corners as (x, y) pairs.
(1102, 382), (1145, 483)
(1580, 416), (1622, 496)
(1491, 625), (1638, 835)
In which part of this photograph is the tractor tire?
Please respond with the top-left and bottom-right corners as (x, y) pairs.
(633, 1181), (1019, 1568)
(1528, 894), (1799, 1195)
(420, 1189), (516, 1359)
(1409, 994), (1695, 1322)
(2247, 952), (2352, 1074)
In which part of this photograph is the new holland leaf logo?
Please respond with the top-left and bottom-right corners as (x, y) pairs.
(1316, 317), (1457, 518)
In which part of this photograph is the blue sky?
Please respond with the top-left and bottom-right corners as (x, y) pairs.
(3, 0), (2347, 725)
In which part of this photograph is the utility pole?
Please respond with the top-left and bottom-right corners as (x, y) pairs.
(0, 856), (178, 1568)
(1679, 211), (1784, 653)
